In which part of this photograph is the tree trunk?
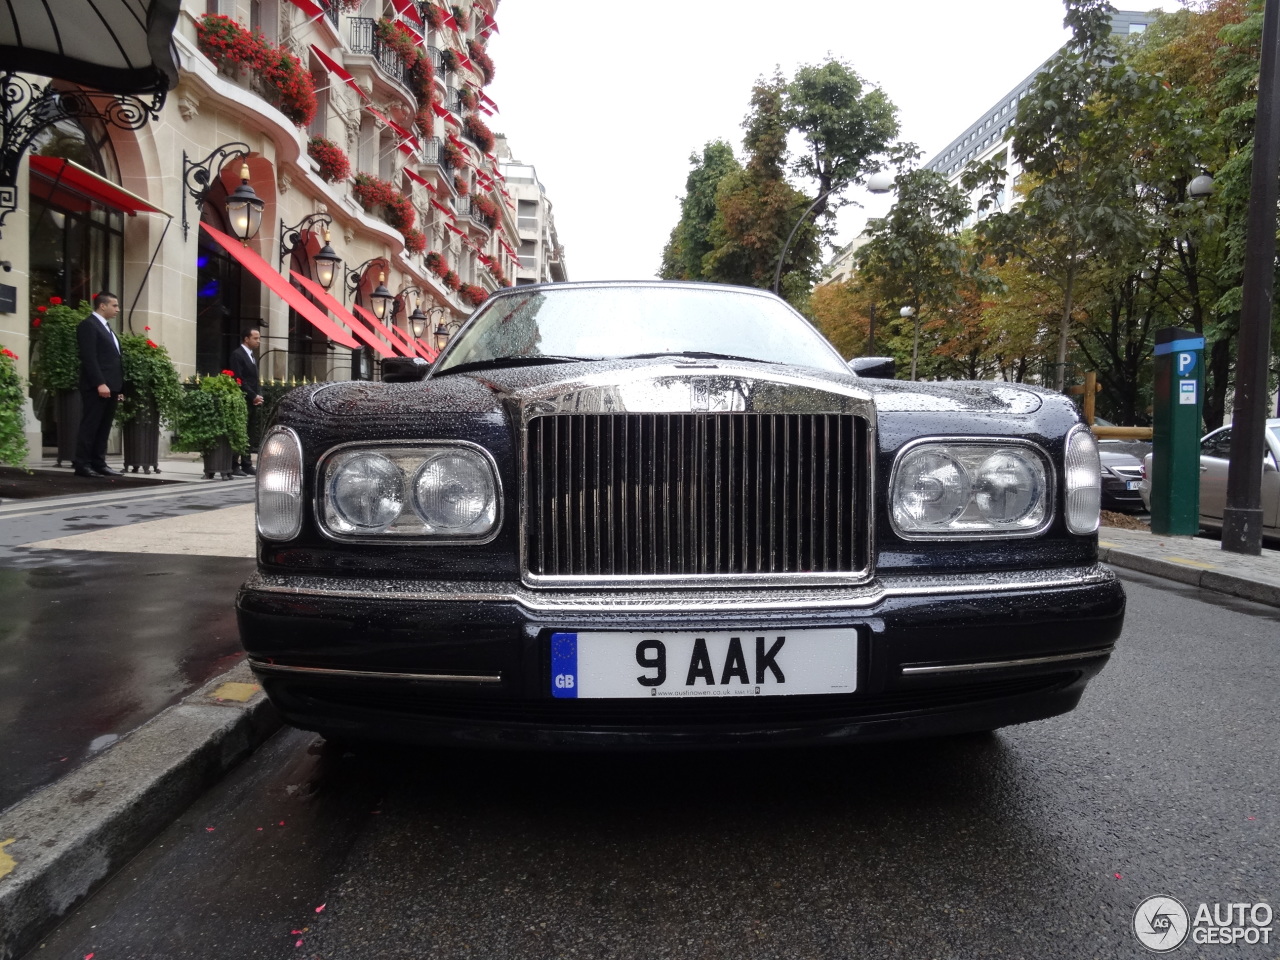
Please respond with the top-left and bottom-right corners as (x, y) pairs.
(1055, 267), (1077, 392)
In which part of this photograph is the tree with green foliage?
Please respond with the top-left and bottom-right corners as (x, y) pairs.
(967, 0), (1152, 391)
(0, 347), (29, 468)
(660, 141), (741, 281)
(702, 73), (823, 308)
(854, 162), (974, 379)
(787, 58), (899, 219)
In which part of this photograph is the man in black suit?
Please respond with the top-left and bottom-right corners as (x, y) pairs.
(228, 327), (263, 476)
(73, 291), (125, 478)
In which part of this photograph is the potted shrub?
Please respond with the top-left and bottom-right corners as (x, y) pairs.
(0, 347), (29, 469)
(30, 297), (90, 466)
(466, 40), (494, 85)
(403, 228), (427, 255)
(307, 136), (351, 183)
(117, 329), (183, 474)
(352, 172), (416, 231)
(195, 15), (316, 127)
(459, 283), (488, 307)
(172, 372), (249, 480)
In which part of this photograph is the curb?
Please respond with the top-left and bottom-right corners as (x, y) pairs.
(0, 661), (280, 960)
(1099, 545), (1280, 609)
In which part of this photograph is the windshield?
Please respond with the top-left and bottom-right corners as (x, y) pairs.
(434, 285), (849, 375)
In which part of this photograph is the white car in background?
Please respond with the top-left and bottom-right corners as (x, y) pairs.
(1139, 419), (1280, 541)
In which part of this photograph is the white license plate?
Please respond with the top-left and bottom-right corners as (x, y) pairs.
(550, 629), (857, 699)
(1127, 480), (1142, 490)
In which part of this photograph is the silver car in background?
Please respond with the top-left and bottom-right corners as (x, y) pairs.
(1139, 419), (1280, 540)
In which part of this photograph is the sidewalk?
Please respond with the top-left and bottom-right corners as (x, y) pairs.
(1098, 525), (1280, 608)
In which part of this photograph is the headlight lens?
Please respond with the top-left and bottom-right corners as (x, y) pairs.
(412, 449), (498, 535)
(1064, 426), (1102, 534)
(256, 426), (304, 541)
(318, 444), (502, 540)
(891, 450), (971, 528)
(890, 442), (1050, 537)
(327, 453), (404, 533)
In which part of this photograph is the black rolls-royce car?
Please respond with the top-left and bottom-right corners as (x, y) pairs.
(238, 281), (1124, 748)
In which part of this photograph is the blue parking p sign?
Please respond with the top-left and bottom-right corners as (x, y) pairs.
(1177, 351), (1197, 375)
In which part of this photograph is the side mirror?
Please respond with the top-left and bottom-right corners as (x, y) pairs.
(849, 356), (896, 379)
(381, 356), (430, 383)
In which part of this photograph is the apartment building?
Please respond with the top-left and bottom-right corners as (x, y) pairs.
(1, 0), (534, 454)
(496, 138), (567, 285)
(923, 10), (1160, 213)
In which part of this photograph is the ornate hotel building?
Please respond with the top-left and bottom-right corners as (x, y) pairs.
(0, 0), (557, 455)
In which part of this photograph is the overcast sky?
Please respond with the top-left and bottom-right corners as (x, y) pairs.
(484, 0), (1186, 282)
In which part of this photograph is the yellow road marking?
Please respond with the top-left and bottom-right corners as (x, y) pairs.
(1099, 540), (1119, 548)
(1165, 556), (1219, 570)
(0, 838), (16, 879)
(210, 682), (260, 702)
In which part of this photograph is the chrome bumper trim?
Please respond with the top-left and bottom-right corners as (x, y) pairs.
(248, 660), (502, 684)
(241, 564), (1116, 613)
(900, 646), (1115, 676)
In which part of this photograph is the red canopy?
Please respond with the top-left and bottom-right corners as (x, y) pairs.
(353, 303), (430, 360)
(200, 223), (360, 350)
(289, 270), (397, 357)
(284, 0), (325, 18)
(28, 155), (169, 216)
(311, 45), (368, 100)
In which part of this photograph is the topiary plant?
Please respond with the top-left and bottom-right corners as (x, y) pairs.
(171, 372), (249, 455)
(117, 330), (184, 427)
(30, 297), (90, 393)
(0, 347), (30, 467)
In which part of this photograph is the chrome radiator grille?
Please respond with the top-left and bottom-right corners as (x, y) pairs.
(524, 413), (869, 580)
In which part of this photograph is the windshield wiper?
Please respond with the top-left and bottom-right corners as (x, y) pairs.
(434, 355), (601, 376)
(615, 351), (779, 364)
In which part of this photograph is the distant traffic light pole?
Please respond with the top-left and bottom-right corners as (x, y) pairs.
(1222, 0), (1280, 555)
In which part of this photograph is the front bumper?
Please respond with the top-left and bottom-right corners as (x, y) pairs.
(237, 565), (1125, 749)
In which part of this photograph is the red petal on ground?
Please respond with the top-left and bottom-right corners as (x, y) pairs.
(1114, 873), (1122, 879)
(315, 903), (326, 913)
(206, 827), (215, 832)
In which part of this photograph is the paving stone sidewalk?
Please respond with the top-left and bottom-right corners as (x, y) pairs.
(1099, 525), (1280, 608)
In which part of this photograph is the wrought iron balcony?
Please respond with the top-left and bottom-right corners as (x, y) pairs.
(349, 17), (406, 87)
(319, 0), (339, 28)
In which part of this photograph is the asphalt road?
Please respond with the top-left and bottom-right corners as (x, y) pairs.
(21, 569), (1280, 960)
(0, 484), (254, 812)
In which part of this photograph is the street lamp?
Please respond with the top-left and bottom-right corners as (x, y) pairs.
(345, 258), (393, 314)
(900, 305), (922, 381)
(1188, 173), (1215, 198)
(279, 213), (341, 291)
(413, 303), (445, 341)
(181, 142), (261, 242)
(434, 317), (462, 352)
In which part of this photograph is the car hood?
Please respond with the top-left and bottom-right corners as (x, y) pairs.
(310, 359), (1049, 420)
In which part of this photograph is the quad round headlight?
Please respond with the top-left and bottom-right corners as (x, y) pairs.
(327, 452), (404, 533)
(890, 441), (1050, 537)
(412, 449), (498, 535)
(891, 450), (971, 528)
(974, 450), (1042, 524)
(318, 444), (502, 540)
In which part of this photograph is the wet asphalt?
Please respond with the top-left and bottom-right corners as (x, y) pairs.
(21, 568), (1280, 960)
(0, 484), (254, 812)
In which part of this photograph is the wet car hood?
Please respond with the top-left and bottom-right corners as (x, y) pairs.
(308, 359), (1049, 420)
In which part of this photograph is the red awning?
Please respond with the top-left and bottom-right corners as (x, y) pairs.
(404, 167), (433, 190)
(200, 223), (360, 350)
(430, 197), (455, 219)
(289, 270), (397, 357)
(311, 45), (368, 100)
(28, 155), (169, 217)
(479, 91), (500, 112)
(353, 303), (424, 359)
(284, 0), (325, 18)
(445, 222), (466, 237)
(391, 0), (422, 26)
(399, 20), (425, 45)
(482, 13), (499, 33)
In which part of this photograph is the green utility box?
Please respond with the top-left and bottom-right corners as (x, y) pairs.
(1150, 327), (1205, 535)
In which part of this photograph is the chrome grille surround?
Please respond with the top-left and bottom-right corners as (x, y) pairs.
(518, 367), (876, 589)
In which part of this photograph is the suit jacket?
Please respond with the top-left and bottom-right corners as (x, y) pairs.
(77, 314), (123, 393)
(229, 344), (260, 399)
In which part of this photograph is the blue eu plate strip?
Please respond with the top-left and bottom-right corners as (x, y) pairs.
(550, 632), (578, 698)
